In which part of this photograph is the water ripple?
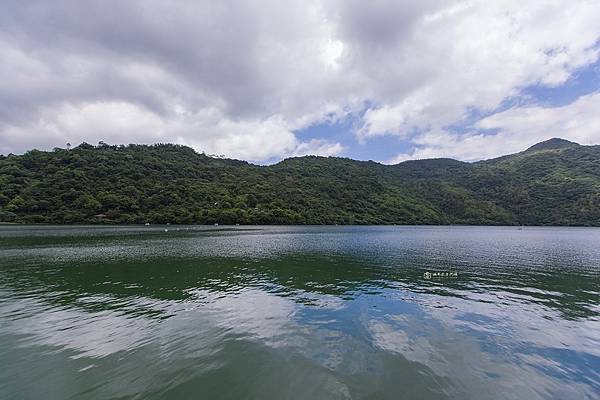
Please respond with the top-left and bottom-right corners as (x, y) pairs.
(1, 225), (599, 399)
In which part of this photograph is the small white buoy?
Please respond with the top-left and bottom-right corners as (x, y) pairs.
(164, 229), (168, 232)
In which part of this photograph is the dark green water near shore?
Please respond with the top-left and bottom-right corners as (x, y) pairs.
(1, 225), (599, 399)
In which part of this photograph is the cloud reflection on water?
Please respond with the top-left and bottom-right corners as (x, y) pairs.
(1, 225), (599, 399)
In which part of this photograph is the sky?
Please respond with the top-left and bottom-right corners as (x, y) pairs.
(1, 0), (600, 164)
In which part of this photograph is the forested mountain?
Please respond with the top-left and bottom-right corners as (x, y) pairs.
(1, 138), (599, 225)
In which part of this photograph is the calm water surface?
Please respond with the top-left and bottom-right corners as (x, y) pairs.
(1, 225), (599, 399)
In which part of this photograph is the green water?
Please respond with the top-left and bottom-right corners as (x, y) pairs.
(1, 225), (599, 399)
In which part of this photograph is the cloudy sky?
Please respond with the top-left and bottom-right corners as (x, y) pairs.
(2, 0), (600, 163)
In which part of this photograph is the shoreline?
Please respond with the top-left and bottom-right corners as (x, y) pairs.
(2, 222), (599, 228)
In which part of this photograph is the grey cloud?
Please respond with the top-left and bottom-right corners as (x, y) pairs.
(330, 0), (446, 47)
(1, 0), (599, 160)
(1, 1), (266, 115)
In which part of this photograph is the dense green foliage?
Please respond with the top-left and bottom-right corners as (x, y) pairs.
(1, 138), (599, 225)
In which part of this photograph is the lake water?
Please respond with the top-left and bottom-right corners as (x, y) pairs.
(0, 225), (599, 399)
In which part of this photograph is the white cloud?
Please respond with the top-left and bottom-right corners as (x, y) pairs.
(357, 0), (600, 139)
(0, 101), (343, 161)
(290, 139), (345, 158)
(387, 91), (600, 163)
(1, 0), (600, 161)
(476, 92), (600, 145)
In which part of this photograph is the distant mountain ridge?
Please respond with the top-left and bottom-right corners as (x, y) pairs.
(1, 139), (599, 225)
(525, 137), (579, 152)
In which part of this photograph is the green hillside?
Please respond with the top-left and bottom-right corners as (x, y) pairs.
(1, 138), (599, 225)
